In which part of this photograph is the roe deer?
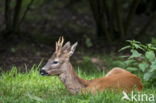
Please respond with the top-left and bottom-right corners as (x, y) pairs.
(40, 37), (143, 94)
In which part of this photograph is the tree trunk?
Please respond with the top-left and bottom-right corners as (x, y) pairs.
(113, 0), (125, 40)
(12, 0), (23, 33)
(88, 0), (111, 42)
(136, 12), (156, 38)
(125, 0), (141, 36)
(19, 0), (34, 25)
(4, 0), (11, 33)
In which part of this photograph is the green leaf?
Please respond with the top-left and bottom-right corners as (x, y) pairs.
(144, 72), (153, 81)
(152, 47), (156, 50)
(146, 44), (156, 51)
(129, 50), (142, 59)
(134, 44), (144, 51)
(119, 45), (130, 52)
(138, 62), (149, 72)
(119, 55), (129, 58)
(126, 67), (138, 72)
(145, 51), (155, 62)
(10, 48), (16, 53)
(126, 40), (140, 44)
(113, 60), (125, 67)
(124, 59), (135, 66)
(85, 38), (93, 48)
(140, 44), (147, 50)
(27, 93), (44, 102)
(149, 60), (156, 72)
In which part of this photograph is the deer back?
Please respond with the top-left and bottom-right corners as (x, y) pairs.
(84, 72), (143, 94)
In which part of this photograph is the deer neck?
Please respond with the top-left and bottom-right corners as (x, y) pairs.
(59, 62), (89, 94)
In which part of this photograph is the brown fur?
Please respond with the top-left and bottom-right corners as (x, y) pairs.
(85, 71), (143, 94)
(41, 37), (143, 94)
(59, 63), (143, 94)
(105, 67), (131, 77)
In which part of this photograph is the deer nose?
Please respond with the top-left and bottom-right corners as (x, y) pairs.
(40, 70), (48, 76)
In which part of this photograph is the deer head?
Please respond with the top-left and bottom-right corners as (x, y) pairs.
(40, 37), (78, 76)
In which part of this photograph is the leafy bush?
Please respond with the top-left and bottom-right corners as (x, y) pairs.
(119, 40), (156, 86)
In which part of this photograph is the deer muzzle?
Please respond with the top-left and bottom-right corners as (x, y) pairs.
(40, 69), (48, 76)
(40, 68), (63, 76)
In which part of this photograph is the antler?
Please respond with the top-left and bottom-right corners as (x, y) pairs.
(56, 36), (64, 53)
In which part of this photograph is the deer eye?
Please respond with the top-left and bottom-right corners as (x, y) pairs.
(53, 61), (59, 64)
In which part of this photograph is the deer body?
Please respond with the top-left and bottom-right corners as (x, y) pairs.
(40, 37), (143, 94)
(85, 71), (143, 94)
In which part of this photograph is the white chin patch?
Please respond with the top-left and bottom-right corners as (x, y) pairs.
(41, 72), (44, 75)
(42, 67), (46, 70)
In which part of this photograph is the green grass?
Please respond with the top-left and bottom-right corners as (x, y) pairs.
(0, 66), (156, 103)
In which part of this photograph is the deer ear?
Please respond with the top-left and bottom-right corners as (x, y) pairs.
(69, 42), (78, 56)
(62, 41), (71, 51)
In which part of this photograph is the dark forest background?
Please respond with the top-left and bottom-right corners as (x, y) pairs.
(0, 0), (156, 70)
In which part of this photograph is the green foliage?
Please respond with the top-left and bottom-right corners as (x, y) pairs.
(10, 48), (16, 53)
(151, 38), (156, 46)
(85, 37), (93, 48)
(119, 40), (156, 86)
